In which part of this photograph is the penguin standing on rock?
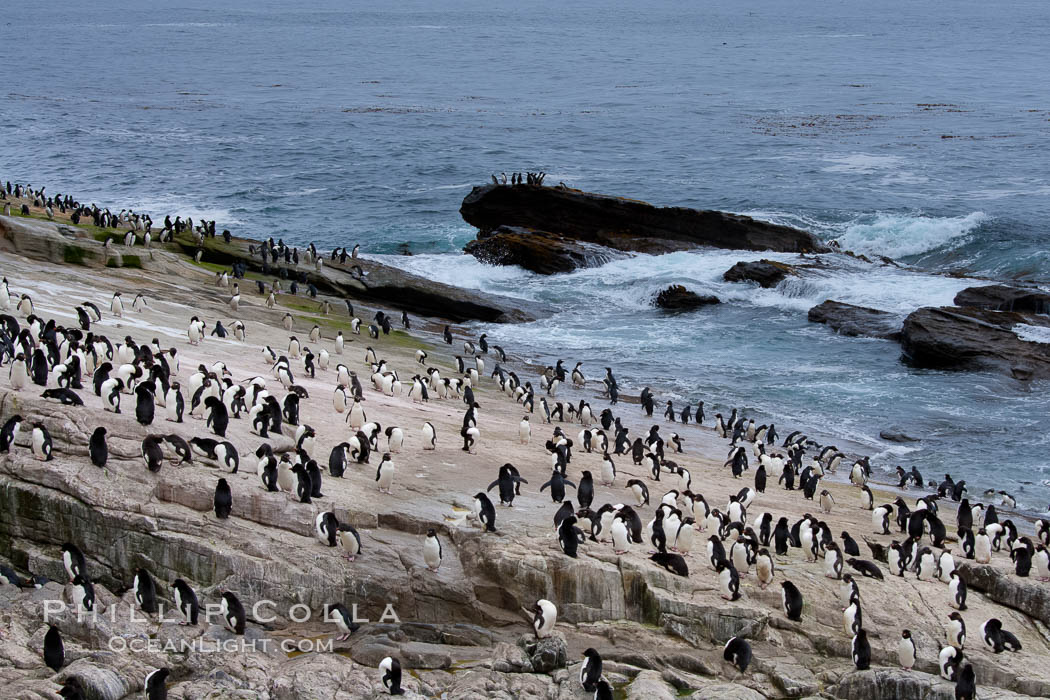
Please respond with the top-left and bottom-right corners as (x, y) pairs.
(133, 568), (159, 614)
(781, 581), (803, 621)
(172, 579), (199, 625)
(474, 492), (497, 532)
(898, 629), (916, 670)
(144, 668), (169, 700)
(220, 591), (246, 634)
(723, 636), (751, 673)
(326, 602), (361, 641)
(89, 427), (108, 467)
(142, 435), (165, 472)
(531, 599), (558, 638)
(43, 625), (64, 671)
(31, 423), (53, 461)
(487, 464), (527, 506)
(61, 543), (87, 582)
(0, 415), (21, 453)
(540, 470), (576, 503)
(852, 629), (871, 670)
(423, 528), (442, 571)
(580, 648), (603, 692)
(379, 656), (405, 695)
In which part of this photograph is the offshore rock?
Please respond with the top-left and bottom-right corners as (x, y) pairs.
(808, 300), (902, 340)
(899, 306), (1050, 379)
(954, 284), (1050, 314)
(461, 185), (826, 257)
(723, 259), (797, 288)
(463, 225), (627, 274)
(653, 285), (721, 311)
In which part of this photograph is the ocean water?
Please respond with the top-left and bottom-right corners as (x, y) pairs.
(3, 0), (1050, 508)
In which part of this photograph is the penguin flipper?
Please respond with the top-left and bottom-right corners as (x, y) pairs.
(564, 480), (577, 490)
(539, 480), (552, 492)
(487, 480), (500, 492)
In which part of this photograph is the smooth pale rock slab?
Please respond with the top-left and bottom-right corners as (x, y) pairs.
(625, 669), (677, 700)
(688, 681), (766, 700)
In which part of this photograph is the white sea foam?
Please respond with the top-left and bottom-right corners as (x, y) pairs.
(1013, 324), (1050, 344)
(832, 211), (987, 258)
(740, 209), (989, 260)
(377, 247), (972, 319)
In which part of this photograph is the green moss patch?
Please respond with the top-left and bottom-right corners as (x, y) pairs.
(62, 245), (88, 266)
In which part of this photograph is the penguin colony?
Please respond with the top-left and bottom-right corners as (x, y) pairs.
(0, 182), (1046, 698)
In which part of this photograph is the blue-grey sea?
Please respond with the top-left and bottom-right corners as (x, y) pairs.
(3, 0), (1050, 508)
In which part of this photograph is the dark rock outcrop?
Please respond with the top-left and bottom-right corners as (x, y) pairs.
(722, 260), (796, 288)
(461, 185), (826, 257)
(954, 284), (1050, 314)
(899, 306), (1050, 379)
(878, 430), (919, 443)
(463, 225), (627, 275)
(807, 300), (902, 340)
(654, 285), (720, 311)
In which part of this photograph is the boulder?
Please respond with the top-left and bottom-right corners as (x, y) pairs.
(516, 632), (567, 674)
(460, 185), (826, 256)
(808, 300), (902, 340)
(654, 285), (720, 311)
(954, 284), (1050, 314)
(464, 225), (627, 274)
(899, 306), (1050, 379)
(723, 260), (796, 288)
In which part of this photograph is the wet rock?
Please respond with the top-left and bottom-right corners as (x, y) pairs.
(464, 226), (628, 275)
(878, 430), (919, 443)
(723, 259), (796, 288)
(957, 562), (1050, 626)
(516, 631), (567, 674)
(899, 306), (1050, 379)
(954, 284), (1050, 314)
(461, 184), (827, 257)
(808, 300), (902, 340)
(653, 285), (720, 311)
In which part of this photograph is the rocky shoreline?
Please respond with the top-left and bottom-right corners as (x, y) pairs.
(456, 184), (1050, 381)
(1, 190), (1049, 700)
